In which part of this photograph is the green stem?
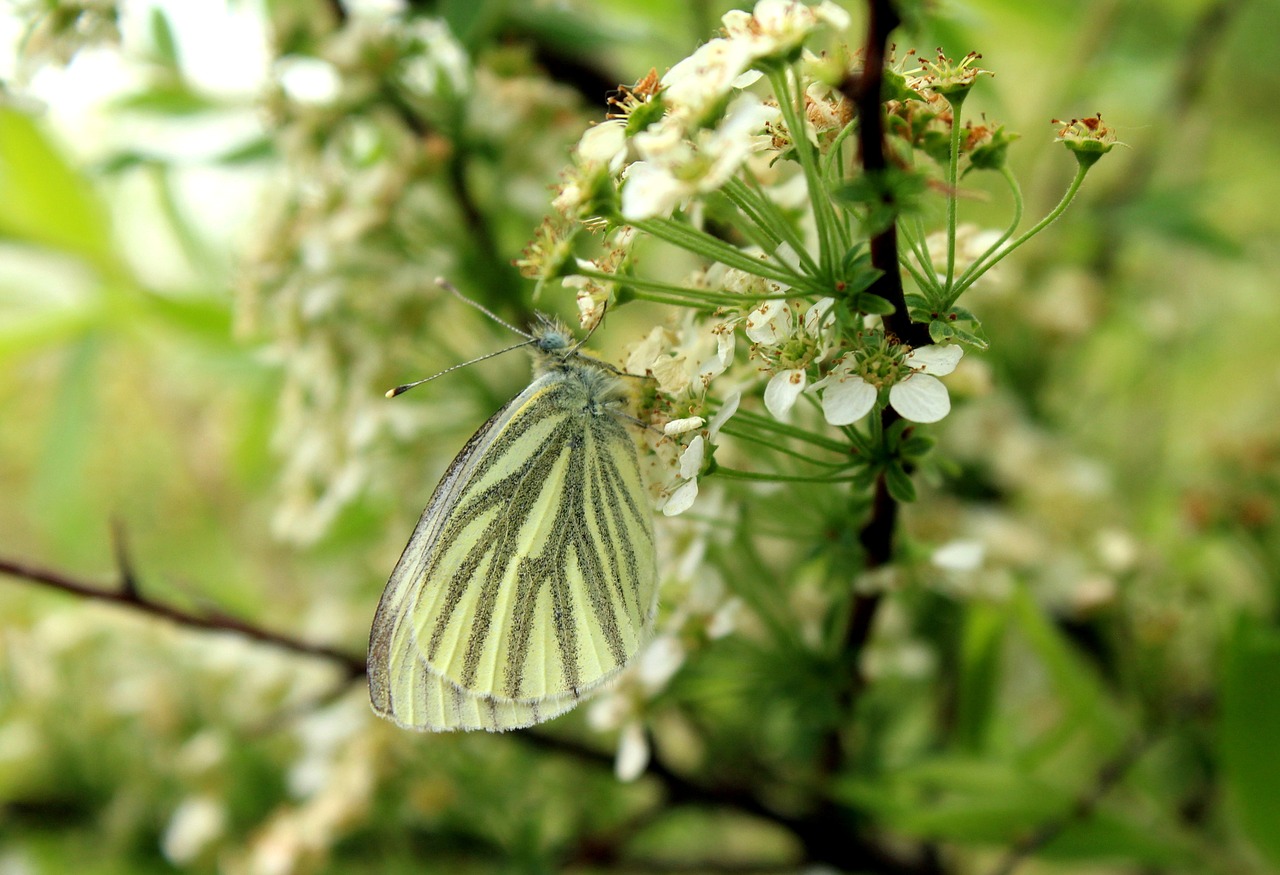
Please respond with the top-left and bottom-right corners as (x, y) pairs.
(769, 67), (837, 280)
(571, 267), (791, 306)
(950, 162), (1090, 301)
(944, 92), (967, 294)
(729, 408), (850, 453)
(717, 424), (857, 467)
(714, 467), (861, 483)
(630, 218), (816, 291)
(897, 221), (943, 300)
(952, 164), (1024, 295)
(729, 175), (822, 277)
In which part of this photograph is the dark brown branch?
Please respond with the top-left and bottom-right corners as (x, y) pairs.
(985, 735), (1150, 875)
(0, 555), (366, 679)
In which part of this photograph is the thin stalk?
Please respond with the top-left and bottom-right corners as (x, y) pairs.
(571, 267), (792, 306)
(944, 93), (967, 294)
(630, 218), (816, 290)
(717, 423), (858, 467)
(715, 467), (862, 483)
(729, 174), (822, 277)
(769, 67), (838, 279)
(953, 164), (1024, 294)
(729, 408), (851, 452)
(951, 162), (1090, 300)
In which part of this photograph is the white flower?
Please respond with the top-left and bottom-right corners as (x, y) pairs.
(817, 343), (963, 425)
(162, 796), (226, 865)
(661, 392), (740, 517)
(615, 720), (650, 782)
(662, 435), (704, 516)
(398, 19), (469, 97)
(747, 298), (834, 419)
(621, 94), (779, 220)
(661, 38), (755, 122)
(275, 56), (342, 105)
(721, 0), (852, 61)
(578, 120), (628, 170)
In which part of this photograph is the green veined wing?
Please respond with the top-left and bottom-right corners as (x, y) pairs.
(369, 345), (658, 732)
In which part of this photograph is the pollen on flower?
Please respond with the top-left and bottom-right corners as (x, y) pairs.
(607, 69), (664, 121)
(913, 48), (991, 99)
(1052, 113), (1117, 166)
(515, 218), (575, 281)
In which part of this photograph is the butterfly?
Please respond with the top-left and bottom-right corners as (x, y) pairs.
(368, 295), (658, 731)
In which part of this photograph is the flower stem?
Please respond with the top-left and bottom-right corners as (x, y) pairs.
(950, 162), (1090, 301)
(630, 218), (817, 291)
(769, 67), (838, 281)
(953, 163), (1024, 295)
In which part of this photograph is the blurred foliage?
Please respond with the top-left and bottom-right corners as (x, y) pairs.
(2, 0), (1280, 874)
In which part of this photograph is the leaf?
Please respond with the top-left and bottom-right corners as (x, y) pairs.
(956, 601), (1007, 752)
(884, 462), (916, 503)
(851, 292), (896, 316)
(1221, 618), (1280, 869)
(0, 107), (118, 274)
(149, 7), (180, 66)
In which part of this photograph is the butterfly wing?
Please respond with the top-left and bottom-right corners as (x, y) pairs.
(368, 367), (657, 731)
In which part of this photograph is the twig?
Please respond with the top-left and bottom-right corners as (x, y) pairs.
(985, 735), (1150, 875)
(0, 555), (366, 679)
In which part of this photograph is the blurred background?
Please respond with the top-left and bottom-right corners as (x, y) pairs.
(2, 0), (1279, 872)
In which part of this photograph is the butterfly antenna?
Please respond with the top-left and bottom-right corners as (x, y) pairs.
(435, 277), (531, 339)
(568, 297), (609, 355)
(386, 339), (537, 398)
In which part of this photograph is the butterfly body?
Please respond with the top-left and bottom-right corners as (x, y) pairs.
(369, 321), (658, 731)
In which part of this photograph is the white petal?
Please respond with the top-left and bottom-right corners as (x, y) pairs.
(578, 120), (627, 170)
(744, 299), (790, 344)
(889, 373), (951, 423)
(664, 416), (706, 436)
(663, 478), (699, 516)
(638, 634), (686, 690)
(678, 435), (705, 479)
(620, 162), (688, 220)
(764, 369), (807, 419)
(932, 539), (985, 571)
(708, 391), (741, 440)
(815, 0), (852, 30)
(803, 297), (835, 335)
(822, 375), (877, 425)
(615, 721), (650, 782)
(907, 344), (963, 376)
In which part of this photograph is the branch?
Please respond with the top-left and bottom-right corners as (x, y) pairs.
(0, 554), (366, 679)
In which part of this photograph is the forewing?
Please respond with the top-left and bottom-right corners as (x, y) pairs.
(369, 371), (657, 731)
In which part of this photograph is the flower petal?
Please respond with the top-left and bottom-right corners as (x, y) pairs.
(620, 161), (688, 220)
(615, 721), (650, 782)
(663, 477), (699, 516)
(764, 368), (806, 419)
(665, 416), (706, 436)
(907, 343), (963, 376)
(821, 374), (877, 425)
(678, 435), (705, 478)
(708, 391), (741, 440)
(889, 373), (951, 423)
(744, 299), (790, 344)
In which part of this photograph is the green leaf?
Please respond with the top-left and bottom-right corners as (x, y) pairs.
(113, 83), (221, 116)
(884, 462), (916, 503)
(851, 292), (896, 316)
(0, 107), (118, 274)
(148, 7), (180, 66)
(1222, 618), (1280, 869)
(956, 601), (1007, 752)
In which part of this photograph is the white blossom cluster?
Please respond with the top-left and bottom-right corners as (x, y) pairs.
(532, 0), (977, 525)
